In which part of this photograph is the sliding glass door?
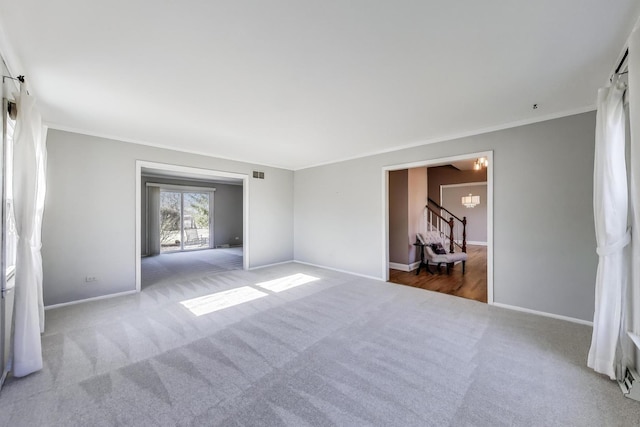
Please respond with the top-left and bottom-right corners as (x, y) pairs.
(160, 191), (181, 253)
(183, 192), (210, 250)
(160, 190), (212, 253)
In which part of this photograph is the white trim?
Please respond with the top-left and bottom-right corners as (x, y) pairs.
(44, 290), (137, 310)
(382, 150), (494, 304)
(487, 151), (494, 304)
(48, 107), (596, 172)
(135, 161), (250, 292)
(440, 181), (487, 189)
(293, 260), (384, 281)
(146, 182), (217, 192)
(243, 175), (250, 270)
(467, 241), (488, 246)
(210, 193), (215, 250)
(136, 162), (142, 291)
(248, 260), (293, 270)
(47, 122), (290, 171)
(492, 302), (593, 327)
(628, 332), (640, 352)
(388, 261), (421, 272)
(382, 152), (491, 173)
(382, 170), (390, 280)
(298, 106), (595, 171)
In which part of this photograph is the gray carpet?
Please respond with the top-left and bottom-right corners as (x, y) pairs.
(141, 248), (243, 289)
(0, 261), (638, 426)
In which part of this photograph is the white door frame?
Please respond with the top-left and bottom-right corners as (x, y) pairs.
(381, 151), (494, 304)
(135, 160), (249, 292)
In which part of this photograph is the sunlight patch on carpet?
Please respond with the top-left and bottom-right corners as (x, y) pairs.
(180, 286), (268, 316)
(255, 273), (320, 293)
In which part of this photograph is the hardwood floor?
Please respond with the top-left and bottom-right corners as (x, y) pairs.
(389, 245), (487, 303)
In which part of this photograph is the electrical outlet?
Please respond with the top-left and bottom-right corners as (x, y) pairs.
(235, 237), (239, 240)
(85, 276), (98, 283)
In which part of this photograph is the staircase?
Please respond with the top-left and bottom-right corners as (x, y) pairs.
(424, 197), (467, 254)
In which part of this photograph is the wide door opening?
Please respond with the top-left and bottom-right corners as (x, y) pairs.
(136, 162), (248, 292)
(384, 153), (493, 304)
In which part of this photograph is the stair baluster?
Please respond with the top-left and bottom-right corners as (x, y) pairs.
(425, 197), (467, 254)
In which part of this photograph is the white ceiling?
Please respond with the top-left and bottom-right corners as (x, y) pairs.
(1, 1), (638, 170)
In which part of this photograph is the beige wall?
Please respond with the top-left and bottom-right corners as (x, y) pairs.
(388, 170), (408, 264)
(407, 167), (428, 264)
(388, 167), (428, 266)
(428, 166), (487, 203)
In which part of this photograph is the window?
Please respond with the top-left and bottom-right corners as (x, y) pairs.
(159, 189), (213, 253)
(4, 110), (16, 279)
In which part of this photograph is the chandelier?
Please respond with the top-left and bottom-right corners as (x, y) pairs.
(473, 157), (489, 170)
(461, 193), (480, 208)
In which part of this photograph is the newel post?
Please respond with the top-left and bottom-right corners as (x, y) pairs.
(448, 217), (454, 253)
(462, 216), (467, 253)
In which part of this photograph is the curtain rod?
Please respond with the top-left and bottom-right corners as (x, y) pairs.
(2, 75), (24, 84)
(615, 49), (629, 74)
(610, 49), (629, 82)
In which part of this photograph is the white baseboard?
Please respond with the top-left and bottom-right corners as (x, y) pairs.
(248, 260), (293, 270)
(45, 290), (138, 310)
(388, 261), (421, 272)
(467, 241), (488, 246)
(491, 302), (593, 326)
(293, 260), (383, 281)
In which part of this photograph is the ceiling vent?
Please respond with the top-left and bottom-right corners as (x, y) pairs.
(252, 171), (265, 179)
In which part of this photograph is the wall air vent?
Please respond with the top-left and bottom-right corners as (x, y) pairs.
(252, 171), (265, 179)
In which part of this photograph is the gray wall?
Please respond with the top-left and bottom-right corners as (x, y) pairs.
(441, 183), (487, 243)
(294, 112), (597, 321)
(140, 176), (243, 254)
(43, 129), (293, 306)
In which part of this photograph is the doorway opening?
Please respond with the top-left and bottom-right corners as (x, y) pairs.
(135, 161), (249, 292)
(382, 152), (493, 304)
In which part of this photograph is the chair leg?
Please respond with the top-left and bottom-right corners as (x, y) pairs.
(462, 260), (466, 274)
(446, 263), (452, 275)
(425, 259), (433, 274)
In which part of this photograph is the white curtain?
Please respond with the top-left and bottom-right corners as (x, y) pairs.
(628, 25), (640, 371)
(588, 78), (630, 380)
(12, 87), (47, 377)
(148, 186), (161, 255)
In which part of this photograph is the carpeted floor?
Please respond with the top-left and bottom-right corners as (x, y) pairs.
(141, 248), (244, 289)
(0, 261), (638, 426)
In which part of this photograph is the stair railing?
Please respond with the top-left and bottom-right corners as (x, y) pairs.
(426, 198), (467, 253)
